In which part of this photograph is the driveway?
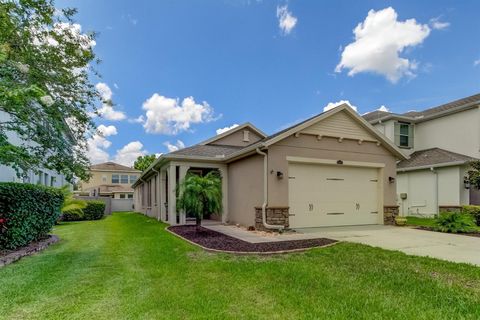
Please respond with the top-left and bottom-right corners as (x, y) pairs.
(295, 225), (480, 266)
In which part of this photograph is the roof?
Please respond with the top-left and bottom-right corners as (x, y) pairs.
(84, 184), (134, 194)
(364, 93), (480, 124)
(199, 122), (267, 145)
(397, 148), (476, 170)
(168, 144), (244, 158)
(90, 162), (141, 172)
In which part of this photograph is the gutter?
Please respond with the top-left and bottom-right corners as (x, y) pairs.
(397, 160), (470, 173)
(255, 147), (284, 231)
(430, 167), (439, 217)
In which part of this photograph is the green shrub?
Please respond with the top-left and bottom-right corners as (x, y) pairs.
(0, 182), (64, 250)
(462, 205), (480, 226)
(434, 211), (476, 233)
(82, 201), (105, 220)
(61, 208), (84, 221)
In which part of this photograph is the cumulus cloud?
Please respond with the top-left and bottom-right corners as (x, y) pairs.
(97, 124), (117, 137)
(376, 105), (390, 112)
(276, 5), (297, 35)
(94, 82), (126, 121)
(113, 141), (148, 166)
(323, 100), (358, 112)
(216, 124), (239, 135)
(163, 140), (185, 153)
(430, 17), (450, 30)
(142, 94), (215, 135)
(86, 125), (118, 164)
(474, 59), (480, 67)
(335, 7), (431, 83)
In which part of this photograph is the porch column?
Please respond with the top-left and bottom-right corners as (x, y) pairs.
(219, 166), (228, 224)
(178, 165), (190, 225)
(159, 169), (166, 222)
(168, 164), (177, 225)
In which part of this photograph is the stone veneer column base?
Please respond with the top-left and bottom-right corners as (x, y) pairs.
(439, 205), (462, 213)
(254, 207), (289, 231)
(383, 205), (400, 225)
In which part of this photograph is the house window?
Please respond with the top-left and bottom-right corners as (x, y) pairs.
(127, 193), (133, 199)
(120, 175), (129, 184)
(243, 130), (250, 142)
(50, 176), (56, 187)
(112, 174), (119, 183)
(44, 173), (49, 186)
(37, 171), (43, 185)
(120, 193), (126, 199)
(394, 122), (414, 148)
(130, 175), (137, 183)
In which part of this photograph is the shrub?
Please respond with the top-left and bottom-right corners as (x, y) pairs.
(434, 211), (476, 233)
(61, 208), (84, 221)
(0, 182), (64, 250)
(462, 205), (480, 226)
(82, 201), (105, 220)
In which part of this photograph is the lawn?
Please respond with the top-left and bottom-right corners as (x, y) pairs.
(406, 216), (438, 227)
(1, 213), (480, 319)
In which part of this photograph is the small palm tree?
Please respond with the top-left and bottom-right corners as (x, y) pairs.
(59, 185), (87, 213)
(177, 171), (223, 227)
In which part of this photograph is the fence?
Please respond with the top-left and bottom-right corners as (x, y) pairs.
(74, 196), (112, 215)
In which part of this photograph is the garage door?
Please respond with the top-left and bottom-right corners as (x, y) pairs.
(288, 163), (380, 228)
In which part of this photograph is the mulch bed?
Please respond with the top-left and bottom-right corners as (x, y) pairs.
(416, 226), (480, 238)
(0, 235), (59, 267)
(168, 225), (337, 253)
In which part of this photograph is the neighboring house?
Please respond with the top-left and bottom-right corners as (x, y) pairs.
(79, 162), (141, 199)
(364, 93), (480, 216)
(0, 110), (69, 187)
(133, 105), (407, 230)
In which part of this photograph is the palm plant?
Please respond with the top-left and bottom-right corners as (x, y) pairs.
(177, 171), (223, 227)
(59, 185), (87, 213)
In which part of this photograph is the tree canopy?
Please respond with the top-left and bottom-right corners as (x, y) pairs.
(0, 0), (99, 182)
(133, 154), (156, 172)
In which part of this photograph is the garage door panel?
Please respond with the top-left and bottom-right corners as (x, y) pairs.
(288, 163), (379, 228)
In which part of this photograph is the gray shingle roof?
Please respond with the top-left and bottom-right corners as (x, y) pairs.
(397, 148), (476, 169)
(362, 110), (392, 122)
(168, 144), (244, 158)
(90, 162), (141, 172)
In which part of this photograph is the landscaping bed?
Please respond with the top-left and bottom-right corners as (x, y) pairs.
(168, 225), (336, 253)
(0, 235), (59, 267)
(415, 226), (480, 238)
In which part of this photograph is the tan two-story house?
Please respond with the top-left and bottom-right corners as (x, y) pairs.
(364, 93), (480, 216)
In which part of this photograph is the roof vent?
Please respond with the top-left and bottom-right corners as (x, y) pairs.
(215, 154), (225, 158)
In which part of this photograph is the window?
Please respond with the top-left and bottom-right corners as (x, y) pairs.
(44, 173), (49, 186)
(50, 176), (56, 187)
(130, 175), (137, 183)
(394, 122), (413, 148)
(37, 172), (43, 185)
(127, 193), (133, 199)
(120, 175), (129, 184)
(112, 174), (119, 183)
(120, 193), (126, 199)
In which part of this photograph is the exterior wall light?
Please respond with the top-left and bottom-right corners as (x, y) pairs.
(276, 171), (284, 179)
(464, 177), (471, 189)
(388, 176), (396, 183)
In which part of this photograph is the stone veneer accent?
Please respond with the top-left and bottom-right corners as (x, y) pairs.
(254, 206), (290, 231)
(439, 205), (462, 213)
(383, 205), (400, 225)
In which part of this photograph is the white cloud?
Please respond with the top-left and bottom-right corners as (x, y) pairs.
(86, 127), (118, 164)
(142, 94), (215, 135)
(216, 124), (239, 135)
(474, 59), (480, 67)
(97, 124), (117, 137)
(323, 100), (358, 112)
(430, 17), (450, 30)
(94, 82), (127, 121)
(377, 105), (390, 112)
(113, 141), (147, 167)
(335, 7), (431, 83)
(128, 115), (145, 124)
(276, 5), (297, 35)
(163, 140), (185, 153)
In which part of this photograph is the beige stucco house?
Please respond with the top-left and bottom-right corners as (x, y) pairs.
(364, 93), (480, 216)
(133, 105), (407, 229)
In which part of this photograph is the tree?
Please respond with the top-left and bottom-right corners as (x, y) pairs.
(177, 171), (223, 227)
(59, 185), (86, 213)
(133, 154), (156, 172)
(0, 0), (100, 182)
(468, 160), (480, 189)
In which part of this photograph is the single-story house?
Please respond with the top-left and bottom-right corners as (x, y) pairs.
(132, 105), (408, 230)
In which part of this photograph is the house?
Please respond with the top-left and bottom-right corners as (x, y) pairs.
(79, 162), (141, 199)
(0, 110), (70, 187)
(363, 93), (480, 216)
(132, 105), (407, 230)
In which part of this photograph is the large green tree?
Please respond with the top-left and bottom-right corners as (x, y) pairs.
(133, 154), (156, 172)
(468, 160), (480, 190)
(0, 0), (99, 182)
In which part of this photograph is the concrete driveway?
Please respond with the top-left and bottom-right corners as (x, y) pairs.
(295, 225), (480, 266)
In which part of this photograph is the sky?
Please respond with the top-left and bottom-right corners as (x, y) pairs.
(57, 0), (480, 166)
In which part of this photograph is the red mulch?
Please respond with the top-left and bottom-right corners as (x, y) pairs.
(416, 226), (480, 238)
(168, 225), (337, 253)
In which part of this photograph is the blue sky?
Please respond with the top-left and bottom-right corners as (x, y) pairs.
(57, 0), (480, 166)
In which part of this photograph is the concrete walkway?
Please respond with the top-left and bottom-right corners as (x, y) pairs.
(204, 223), (480, 266)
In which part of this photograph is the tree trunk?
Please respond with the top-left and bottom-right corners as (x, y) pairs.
(196, 215), (201, 230)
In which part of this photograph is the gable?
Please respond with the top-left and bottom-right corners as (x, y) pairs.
(300, 110), (377, 142)
(209, 128), (263, 147)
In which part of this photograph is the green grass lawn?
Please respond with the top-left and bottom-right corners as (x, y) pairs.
(406, 216), (438, 227)
(1, 212), (480, 319)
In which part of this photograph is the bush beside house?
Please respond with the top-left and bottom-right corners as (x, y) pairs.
(61, 201), (105, 221)
(462, 205), (480, 226)
(0, 183), (63, 250)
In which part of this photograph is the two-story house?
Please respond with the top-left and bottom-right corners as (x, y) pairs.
(364, 93), (480, 216)
(79, 162), (141, 199)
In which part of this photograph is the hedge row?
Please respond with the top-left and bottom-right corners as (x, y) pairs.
(0, 183), (64, 250)
(61, 200), (105, 221)
(462, 205), (480, 226)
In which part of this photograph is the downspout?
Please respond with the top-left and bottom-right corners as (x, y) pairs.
(255, 147), (285, 230)
(152, 168), (160, 221)
(430, 167), (439, 217)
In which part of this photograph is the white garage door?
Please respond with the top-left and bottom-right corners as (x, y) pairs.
(288, 163), (380, 228)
